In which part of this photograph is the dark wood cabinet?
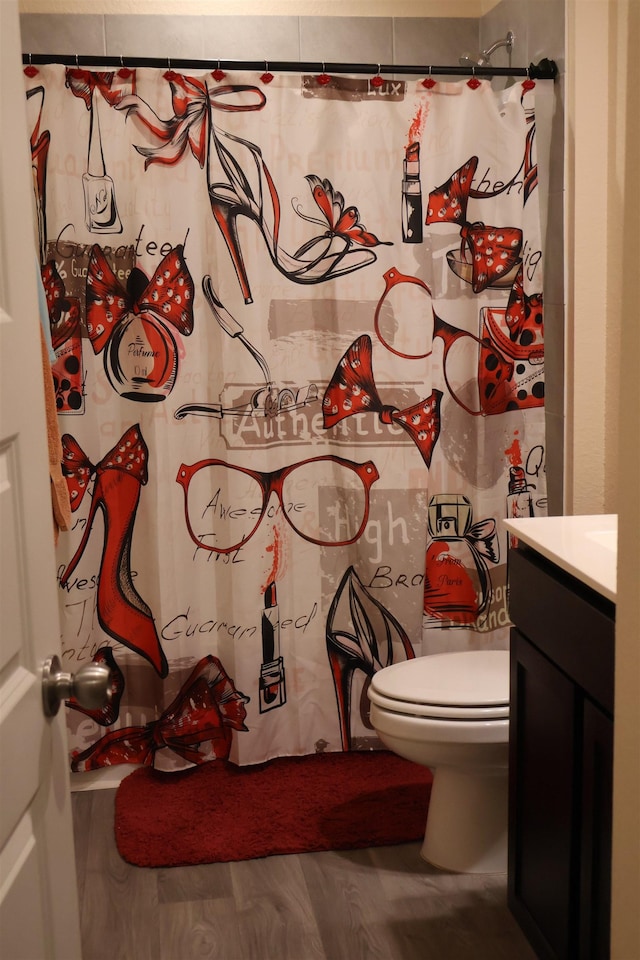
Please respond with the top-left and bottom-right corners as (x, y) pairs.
(508, 544), (615, 960)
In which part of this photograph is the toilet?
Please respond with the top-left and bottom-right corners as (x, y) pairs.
(368, 649), (509, 874)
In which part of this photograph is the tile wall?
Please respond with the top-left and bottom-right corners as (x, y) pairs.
(19, 5), (565, 514)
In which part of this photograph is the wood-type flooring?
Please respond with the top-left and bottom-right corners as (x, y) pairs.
(72, 788), (537, 960)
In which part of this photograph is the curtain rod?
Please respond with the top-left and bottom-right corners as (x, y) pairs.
(22, 54), (558, 80)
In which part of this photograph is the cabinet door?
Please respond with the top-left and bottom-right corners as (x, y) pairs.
(579, 698), (613, 960)
(509, 628), (578, 960)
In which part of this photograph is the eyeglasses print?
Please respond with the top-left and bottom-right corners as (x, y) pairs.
(374, 266), (539, 416)
(176, 455), (380, 553)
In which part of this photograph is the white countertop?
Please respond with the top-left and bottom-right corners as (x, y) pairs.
(503, 514), (617, 603)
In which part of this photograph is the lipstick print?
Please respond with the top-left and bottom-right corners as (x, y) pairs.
(401, 142), (423, 243)
(259, 582), (287, 713)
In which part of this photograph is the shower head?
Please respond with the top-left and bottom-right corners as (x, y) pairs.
(458, 31), (515, 69)
(459, 54), (479, 67)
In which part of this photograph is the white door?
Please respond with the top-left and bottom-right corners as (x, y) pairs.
(0, 2), (82, 958)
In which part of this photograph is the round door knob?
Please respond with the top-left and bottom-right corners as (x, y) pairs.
(42, 654), (112, 718)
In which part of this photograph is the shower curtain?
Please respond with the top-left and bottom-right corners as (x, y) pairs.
(24, 64), (548, 773)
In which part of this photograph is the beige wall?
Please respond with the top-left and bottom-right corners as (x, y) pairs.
(566, 2), (640, 957)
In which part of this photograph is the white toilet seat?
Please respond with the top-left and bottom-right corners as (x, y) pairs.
(369, 650), (509, 721)
(367, 688), (509, 720)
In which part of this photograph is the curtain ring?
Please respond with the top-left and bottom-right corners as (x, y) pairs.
(212, 59), (226, 81)
(75, 54), (79, 68)
(421, 64), (435, 89)
(167, 57), (171, 70)
(28, 52), (32, 65)
(120, 55), (124, 68)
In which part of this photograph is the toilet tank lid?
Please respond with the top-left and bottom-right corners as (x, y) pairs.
(370, 650), (510, 707)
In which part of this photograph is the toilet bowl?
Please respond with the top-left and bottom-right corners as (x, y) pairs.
(368, 649), (509, 874)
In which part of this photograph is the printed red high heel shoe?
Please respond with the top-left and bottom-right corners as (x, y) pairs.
(209, 128), (389, 304)
(326, 566), (415, 751)
(60, 425), (168, 678)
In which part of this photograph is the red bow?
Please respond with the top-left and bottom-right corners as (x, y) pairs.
(70, 655), (250, 771)
(459, 222), (523, 293)
(62, 424), (148, 511)
(85, 244), (194, 354)
(40, 261), (82, 351)
(65, 69), (135, 109)
(66, 647), (125, 727)
(426, 156), (479, 225)
(323, 335), (442, 468)
(505, 265), (544, 349)
(114, 75), (266, 169)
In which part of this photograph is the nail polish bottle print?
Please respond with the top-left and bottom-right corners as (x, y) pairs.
(506, 465), (535, 548)
(82, 88), (122, 234)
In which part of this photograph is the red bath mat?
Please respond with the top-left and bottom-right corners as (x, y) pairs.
(115, 751), (432, 867)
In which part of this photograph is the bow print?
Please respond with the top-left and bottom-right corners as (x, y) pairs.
(504, 265), (544, 349)
(66, 647), (125, 727)
(70, 655), (250, 772)
(85, 244), (194, 354)
(41, 261), (82, 351)
(62, 424), (148, 511)
(426, 156), (479, 225)
(465, 517), (500, 616)
(323, 335), (443, 468)
(65, 69), (136, 109)
(114, 75), (266, 169)
(459, 223), (523, 293)
(427, 137), (538, 230)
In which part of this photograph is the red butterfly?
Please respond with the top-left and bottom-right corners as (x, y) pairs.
(300, 175), (391, 248)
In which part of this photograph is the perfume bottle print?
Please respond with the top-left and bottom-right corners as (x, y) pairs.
(423, 494), (499, 626)
(86, 244), (194, 402)
(82, 86), (122, 234)
(104, 311), (178, 402)
(401, 142), (423, 243)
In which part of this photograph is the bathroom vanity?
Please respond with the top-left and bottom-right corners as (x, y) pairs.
(504, 515), (617, 960)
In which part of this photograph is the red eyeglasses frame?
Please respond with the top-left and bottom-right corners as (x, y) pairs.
(176, 454), (380, 553)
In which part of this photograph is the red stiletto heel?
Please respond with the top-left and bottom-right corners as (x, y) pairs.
(327, 644), (361, 751)
(61, 425), (168, 678)
(326, 566), (415, 751)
